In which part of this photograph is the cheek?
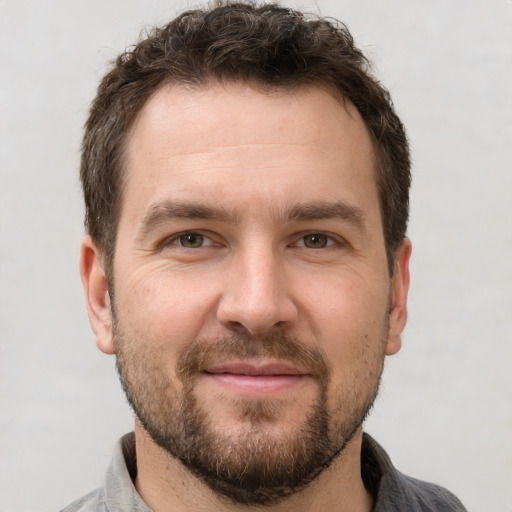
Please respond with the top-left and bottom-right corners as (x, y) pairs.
(113, 262), (222, 346)
(300, 271), (390, 373)
(319, 305), (388, 415)
(300, 269), (390, 335)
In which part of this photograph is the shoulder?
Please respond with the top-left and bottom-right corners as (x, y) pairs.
(389, 471), (467, 511)
(59, 487), (106, 512)
(361, 433), (467, 512)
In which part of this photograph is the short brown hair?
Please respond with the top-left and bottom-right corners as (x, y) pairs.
(81, 1), (410, 276)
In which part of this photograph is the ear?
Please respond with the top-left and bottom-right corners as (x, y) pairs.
(80, 236), (115, 355)
(385, 238), (412, 356)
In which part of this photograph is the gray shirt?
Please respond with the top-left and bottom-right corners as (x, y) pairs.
(60, 432), (467, 512)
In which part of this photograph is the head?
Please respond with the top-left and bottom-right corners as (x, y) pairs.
(81, 1), (410, 280)
(80, 2), (411, 506)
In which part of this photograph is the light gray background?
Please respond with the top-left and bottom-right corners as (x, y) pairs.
(1, 1), (511, 511)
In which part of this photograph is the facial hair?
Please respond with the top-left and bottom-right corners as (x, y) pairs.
(114, 322), (386, 505)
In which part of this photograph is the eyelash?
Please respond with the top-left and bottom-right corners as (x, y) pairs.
(165, 232), (216, 249)
(293, 233), (338, 249)
(162, 231), (342, 250)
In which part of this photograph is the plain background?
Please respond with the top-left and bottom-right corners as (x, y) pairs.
(1, 1), (511, 511)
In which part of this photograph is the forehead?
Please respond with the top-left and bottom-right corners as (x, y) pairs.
(121, 82), (380, 228)
(126, 81), (374, 165)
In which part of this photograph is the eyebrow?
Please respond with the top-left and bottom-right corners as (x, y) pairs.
(138, 199), (366, 238)
(285, 201), (366, 228)
(139, 200), (237, 237)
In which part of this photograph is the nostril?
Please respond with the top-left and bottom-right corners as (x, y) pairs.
(225, 321), (248, 333)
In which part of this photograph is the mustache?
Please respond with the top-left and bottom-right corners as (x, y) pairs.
(177, 332), (331, 384)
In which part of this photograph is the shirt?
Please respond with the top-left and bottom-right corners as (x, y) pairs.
(60, 432), (467, 511)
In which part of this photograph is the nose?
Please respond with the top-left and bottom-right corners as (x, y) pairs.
(216, 246), (298, 335)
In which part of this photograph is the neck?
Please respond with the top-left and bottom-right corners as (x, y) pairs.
(133, 422), (373, 512)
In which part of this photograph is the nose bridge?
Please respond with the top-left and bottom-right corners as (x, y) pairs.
(242, 243), (280, 307)
(217, 240), (297, 334)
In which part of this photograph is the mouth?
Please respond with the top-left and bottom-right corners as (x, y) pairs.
(202, 361), (310, 395)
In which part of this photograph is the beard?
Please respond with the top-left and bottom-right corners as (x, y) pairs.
(114, 318), (386, 506)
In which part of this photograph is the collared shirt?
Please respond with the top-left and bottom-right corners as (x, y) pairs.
(60, 432), (467, 512)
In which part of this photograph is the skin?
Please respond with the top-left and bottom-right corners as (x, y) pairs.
(80, 82), (411, 512)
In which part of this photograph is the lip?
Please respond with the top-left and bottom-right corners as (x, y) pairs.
(202, 361), (309, 395)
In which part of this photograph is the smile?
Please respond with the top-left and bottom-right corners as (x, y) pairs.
(202, 362), (309, 395)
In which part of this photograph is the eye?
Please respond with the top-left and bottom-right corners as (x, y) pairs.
(296, 233), (335, 249)
(172, 233), (213, 248)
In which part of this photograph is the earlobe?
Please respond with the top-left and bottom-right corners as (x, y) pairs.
(80, 236), (115, 355)
(386, 238), (412, 356)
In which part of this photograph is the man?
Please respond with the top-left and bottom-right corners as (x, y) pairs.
(65, 2), (466, 511)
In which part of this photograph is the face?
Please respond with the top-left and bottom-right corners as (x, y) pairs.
(81, 83), (410, 505)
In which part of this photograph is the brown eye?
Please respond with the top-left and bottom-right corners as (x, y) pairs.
(302, 234), (329, 248)
(178, 233), (205, 248)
